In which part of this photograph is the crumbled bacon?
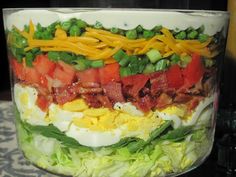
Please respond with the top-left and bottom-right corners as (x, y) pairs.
(103, 82), (125, 103)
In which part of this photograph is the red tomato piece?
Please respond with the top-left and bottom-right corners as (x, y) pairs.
(99, 63), (120, 85)
(11, 59), (25, 80)
(166, 64), (184, 89)
(39, 75), (48, 88)
(33, 55), (56, 76)
(182, 53), (205, 87)
(36, 94), (52, 111)
(53, 61), (75, 86)
(24, 66), (41, 84)
(76, 68), (100, 83)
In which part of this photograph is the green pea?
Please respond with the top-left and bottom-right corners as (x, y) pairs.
(34, 31), (42, 39)
(126, 29), (137, 39)
(198, 34), (209, 43)
(143, 30), (155, 39)
(136, 25), (143, 33)
(153, 25), (162, 33)
(110, 27), (119, 34)
(187, 30), (198, 39)
(69, 25), (81, 36)
(41, 31), (53, 39)
(76, 19), (87, 28)
(175, 31), (186, 40)
(61, 21), (72, 31)
(94, 21), (103, 29)
(24, 25), (29, 33)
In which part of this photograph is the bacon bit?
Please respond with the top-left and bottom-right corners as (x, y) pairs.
(81, 94), (102, 108)
(156, 93), (173, 108)
(134, 95), (155, 112)
(150, 72), (168, 95)
(81, 82), (100, 88)
(103, 82), (125, 103)
(78, 87), (103, 94)
(53, 86), (77, 105)
(187, 96), (204, 111)
(174, 93), (192, 103)
(97, 94), (112, 108)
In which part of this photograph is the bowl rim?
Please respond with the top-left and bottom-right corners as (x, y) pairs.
(2, 7), (229, 17)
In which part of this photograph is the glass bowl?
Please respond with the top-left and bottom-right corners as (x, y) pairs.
(3, 8), (229, 177)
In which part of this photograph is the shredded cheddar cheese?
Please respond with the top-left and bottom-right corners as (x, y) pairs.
(19, 21), (216, 63)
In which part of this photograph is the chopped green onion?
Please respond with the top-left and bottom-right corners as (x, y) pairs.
(110, 27), (119, 34)
(94, 21), (103, 29)
(76, 19), (87, 28)
(119, 56), (130, 67)
(143, 30), (155, 39)
(61, 21), (72, 31)
(129, 63), (139, 75)
(48, 51), (60, 61)
(175, 31), (186, 40)
(126, 30), (137, 40)
(69, 25), (81, 36)
(74, 59), (89, 71)
(146, 49), (162, 63)
(180, 55), (191, 67)
(90, 60), (104, 68)
(25, 52), (34, 67)
(170, 54), (180, 64)
(60, 52), (75, 64)
(155, 60), (168, 71)
(31, 48), (41, 55)
(187, 30), (198, 39)
(120, 67), (132, 77)
(143, 63), (155, 74)
(198, 34), (209, 43)
(113, 50), (127, 62)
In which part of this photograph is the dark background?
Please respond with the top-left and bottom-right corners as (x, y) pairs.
(0, 1), (233, 177)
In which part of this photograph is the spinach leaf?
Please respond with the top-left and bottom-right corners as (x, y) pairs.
(160, 126), (193, 142)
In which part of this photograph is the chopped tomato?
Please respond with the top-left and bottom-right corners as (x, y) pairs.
(33, 55), (56, 76)
(99, 63), (120, 85)
(182, 53), (204, 87)
(11, 59), (25, 80)
(76, 68), (100, 83)
(36, 94), (51, 111)
(24, 66), (41, 84)
(122, 74), (149, 97)
(166, 65), (184, 89)
(39, 75), (48, 88)
(53, 61), (75, 86)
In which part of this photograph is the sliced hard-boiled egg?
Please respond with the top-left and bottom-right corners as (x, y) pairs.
(66, 124), (122, 147)
(48, 103), (83, 132)
(155, 111), (182, 129)
(114, 102), (144, 116)
(14, 84), (48, 125)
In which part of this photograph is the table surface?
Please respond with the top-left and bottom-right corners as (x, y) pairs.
(0, 101), (227, 177)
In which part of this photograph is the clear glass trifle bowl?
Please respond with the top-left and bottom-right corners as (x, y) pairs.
(3, 8), (229, 177)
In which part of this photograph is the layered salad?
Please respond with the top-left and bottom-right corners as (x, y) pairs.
(5, 10), (228, 177)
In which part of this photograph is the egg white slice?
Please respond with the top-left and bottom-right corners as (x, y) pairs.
(155, 111), (182, 129)
(114, 102), (144, 116)
(66, 124), (122, 147)
(14, 84), (48, 126)
(48, 104), (83, 132)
